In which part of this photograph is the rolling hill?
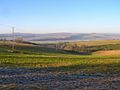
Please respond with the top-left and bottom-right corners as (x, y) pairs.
(0, 33), (120, 43)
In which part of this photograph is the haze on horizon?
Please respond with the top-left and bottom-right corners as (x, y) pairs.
(0, 0), (120, 33)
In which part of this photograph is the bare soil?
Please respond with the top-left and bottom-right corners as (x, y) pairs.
(0, 68), (119, 90)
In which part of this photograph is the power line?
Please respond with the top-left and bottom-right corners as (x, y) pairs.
(0, 24), (15, 52)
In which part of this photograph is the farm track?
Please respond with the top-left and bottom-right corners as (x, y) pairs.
(0, 68), (120, 90)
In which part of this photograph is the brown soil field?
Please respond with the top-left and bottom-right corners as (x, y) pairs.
(94, 50), (120, 56)
(0, 68), (119, 90)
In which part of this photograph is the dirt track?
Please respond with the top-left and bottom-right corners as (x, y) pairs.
(0, 68), (120, 90)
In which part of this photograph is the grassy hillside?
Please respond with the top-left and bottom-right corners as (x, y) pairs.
(0, 40), (120, 75)
(58, 40), (120, 54)
(0, 52), (120, 74)
(0, 41), (68, 55)
(0, 40), (120, 90)
(1, 40), (120, 55)
(70, 40), (120, 46)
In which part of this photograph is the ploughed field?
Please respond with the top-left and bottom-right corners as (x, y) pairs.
(0, 41), (120, 90)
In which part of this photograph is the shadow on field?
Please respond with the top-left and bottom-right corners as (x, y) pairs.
(38, 63), (120, 74)
(0, 62), (119, 75)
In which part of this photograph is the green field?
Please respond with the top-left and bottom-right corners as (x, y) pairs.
(0, 41), (120, 75)
(0, 54), (120, 74)
(0, 41), (120, 89)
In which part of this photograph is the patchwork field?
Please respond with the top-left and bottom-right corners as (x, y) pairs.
(69, 40), (120, 46)
(94, 50), (120, 56)
(0, 40), (120, 90)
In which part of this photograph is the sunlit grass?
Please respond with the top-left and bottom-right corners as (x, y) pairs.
(0, 53), (120, 74)
(0, 40), (120, 75)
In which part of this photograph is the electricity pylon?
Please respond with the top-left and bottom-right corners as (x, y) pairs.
(0, 24), (15, 52)
(12, 27), (15, 51)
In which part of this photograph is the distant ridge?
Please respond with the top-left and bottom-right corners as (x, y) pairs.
(0, 33), (120, 42)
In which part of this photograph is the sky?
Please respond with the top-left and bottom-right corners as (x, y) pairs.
(0, 0), (120, 33)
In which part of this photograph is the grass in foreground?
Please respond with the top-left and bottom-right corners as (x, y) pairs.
(0, 53), (120, 74)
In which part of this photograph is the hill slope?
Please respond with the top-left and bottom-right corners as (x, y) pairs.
(0, 33), (120, 42)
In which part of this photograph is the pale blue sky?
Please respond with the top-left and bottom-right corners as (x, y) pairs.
(0, 0), (120, 33)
